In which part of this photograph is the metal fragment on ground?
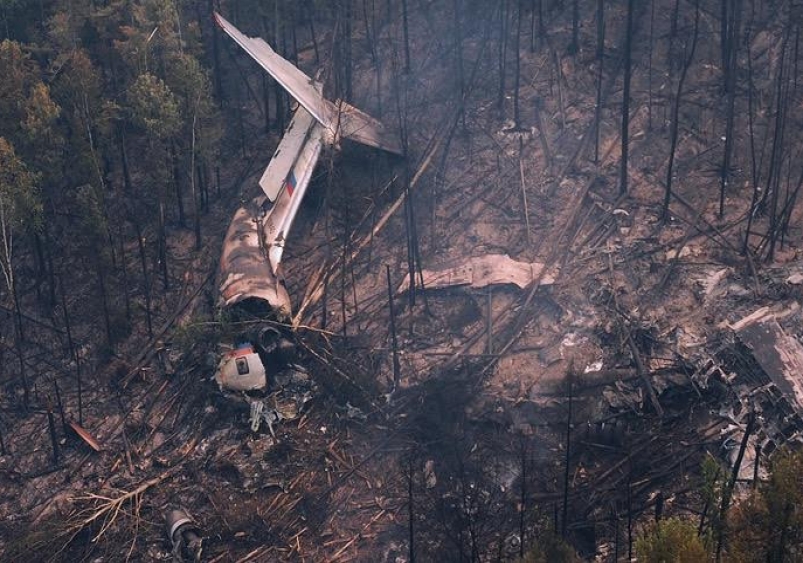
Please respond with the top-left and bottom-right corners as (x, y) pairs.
(398, 254), (556, 293)
(165, 507), (203, 562)
(735, 316), (803, 411)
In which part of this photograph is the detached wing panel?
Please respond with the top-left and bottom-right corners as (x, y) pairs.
(215, 12), (402, 155)
(336, 100), (402, 154)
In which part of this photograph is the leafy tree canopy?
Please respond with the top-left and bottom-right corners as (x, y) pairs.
(635, 517), (708, 563)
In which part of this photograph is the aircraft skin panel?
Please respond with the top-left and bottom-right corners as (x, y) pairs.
(336, 100), (402, 154)
(259, 106), (317, 201)
(263, 121), (325, 274)
(214, 12), (402, 156)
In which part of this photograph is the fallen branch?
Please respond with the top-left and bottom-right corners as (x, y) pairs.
(67, 466), (180, 544)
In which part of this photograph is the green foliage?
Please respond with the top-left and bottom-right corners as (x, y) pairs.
(0, 39), (37, 139)
(763, 449), (803, 520)
(516, 532), (580, 563)
(0, 136), (40, 229)
(22, 82), (60, 138)
(0, 136), (40, 292)
(128, 72), (181, 139)
(700, 454), (724, 538)
(635, 517), (708, 563)
(727, 448), (803, 562)
(74, 184), (108, 249)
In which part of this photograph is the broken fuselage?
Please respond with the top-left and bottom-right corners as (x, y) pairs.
(213, 13), (401, 391)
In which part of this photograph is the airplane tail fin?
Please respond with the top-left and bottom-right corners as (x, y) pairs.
(214, 12), (402, 155)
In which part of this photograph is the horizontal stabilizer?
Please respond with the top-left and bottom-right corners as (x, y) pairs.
(214, 12), (402, 155)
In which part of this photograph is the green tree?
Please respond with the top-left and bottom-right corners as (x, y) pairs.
(128, 72), (181, 139)
(128, 71), (180, 289)
(635, 517), (708, 563)
(728, 449), (803, 562)
(516, 532), (580, 563)
(0, 39), (37, 141)
(0, 136), (40, 298)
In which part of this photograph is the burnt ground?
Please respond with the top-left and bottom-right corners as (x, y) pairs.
(2, 1), (803, 562)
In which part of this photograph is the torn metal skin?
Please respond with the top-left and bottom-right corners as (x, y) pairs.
(214, 343), (267, 392)
(215, 12), (401, 324)
(217, 198), (292, 319)
(397, 253), (556, 293)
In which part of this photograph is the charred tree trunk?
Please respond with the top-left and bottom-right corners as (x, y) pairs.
(716, 411), (756, 562)
(513, 0), (524, 129)
(661, 1), (700, 222)
(307, 0), (320, 65)
(594, 0), (604, 163)
(453, 0), (466, 131)
(498, 0), (510, 117)
(341, 0), (354, 102)
(118, 227), (131, 322)
(765, 23), (792, 262)
(118, 123), (133, 193)
(158, 201), (169, 291)
(719, 0), (742, 218)
(210, 0), (224, 103)
(58, 275), (81, 425)
(743, 23), (760, 254)
(42, 224), (56, 308)
(647, 0), (655, 131)
(12, 279), (29, 409)
(569, 0), (579, 55)
(561, 370), (573, 537)
(95, 261), (113, 352)
(261, 74), (271, 134)
(134, 220), (154, 340)
(619, 0), (636, 196)
(170, 143), (185, 227)
(401, 0), (411, 72)
(668, 0), (681, 79)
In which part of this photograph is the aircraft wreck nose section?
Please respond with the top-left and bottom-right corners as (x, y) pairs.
(214, 343), (267, 391)
(217, 199), (292, 319)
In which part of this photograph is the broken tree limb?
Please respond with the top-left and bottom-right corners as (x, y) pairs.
(606, 249), (663, 417)
(122, 270), (215, 388)
(716, 410), (756, 561)
(625, 332), (664, 418)
(519, 137), (532, 244)
(294, 105), (459, 327)
(65, 466), (181, 547)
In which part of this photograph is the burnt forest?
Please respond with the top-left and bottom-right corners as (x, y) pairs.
(1, 0), (803, 561)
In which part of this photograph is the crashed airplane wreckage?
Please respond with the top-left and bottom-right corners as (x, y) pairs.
(213, 13), (402, 394)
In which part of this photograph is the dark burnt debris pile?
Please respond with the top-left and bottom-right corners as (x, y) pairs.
(2, 0), (803, 561)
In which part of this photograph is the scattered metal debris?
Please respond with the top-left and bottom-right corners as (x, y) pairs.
(240, 365), (316, 435)
(423, 459), (437, 489)
(165, 508), (203, 563)
(397, 254), (556, 293)
(733, 308), (803, 411)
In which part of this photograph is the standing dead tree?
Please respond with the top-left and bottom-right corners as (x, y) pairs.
(593, 0), (604, 164)
(619, 0), (636, 196)
(661, 0), (700, 222)
(719, 0), (743, 218)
